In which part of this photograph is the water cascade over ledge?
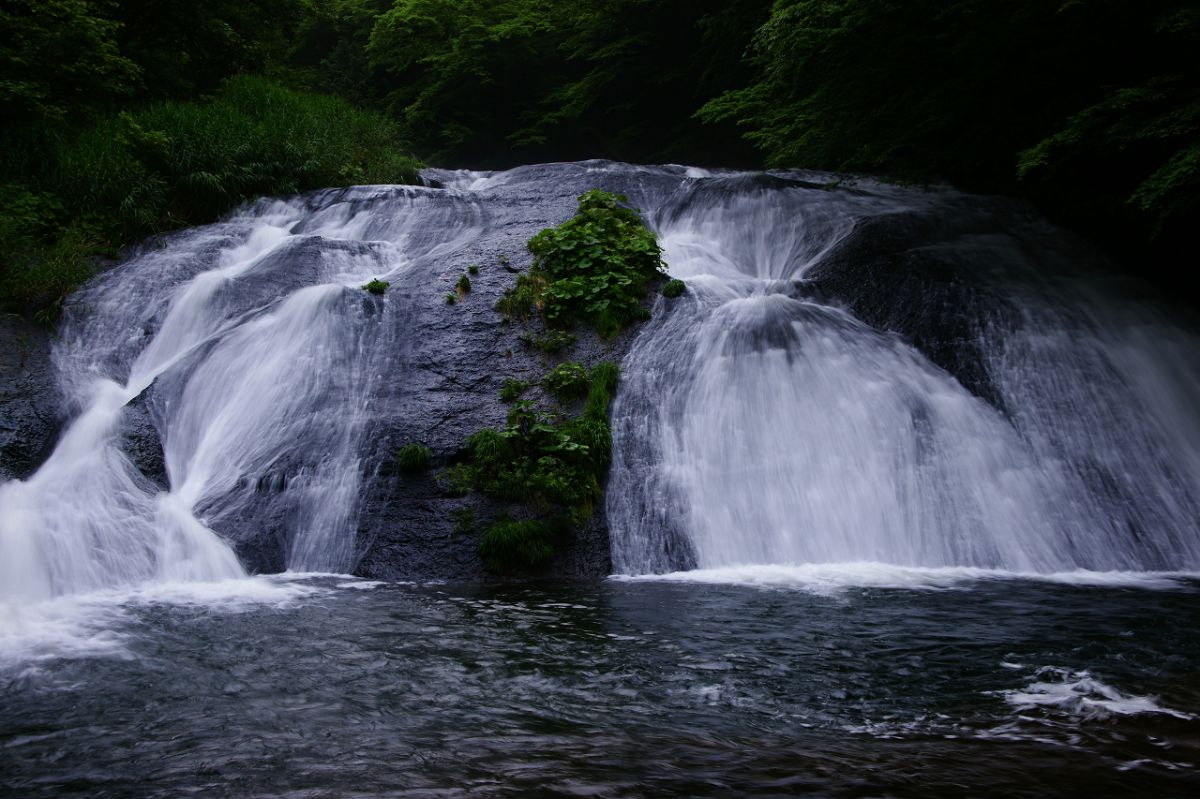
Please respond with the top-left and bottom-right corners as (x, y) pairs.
(1, 162), (1198, 606)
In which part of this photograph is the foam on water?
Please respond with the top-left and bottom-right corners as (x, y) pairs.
(0, 575), (324, 672)
(994, 666), (1195, 721)
(612, 563), (1199, 594)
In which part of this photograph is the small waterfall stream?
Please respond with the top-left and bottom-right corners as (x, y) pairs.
(0, 186), (484, 602)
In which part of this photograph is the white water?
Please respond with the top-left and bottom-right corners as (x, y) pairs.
(0, 185), (483, 604)
(608, 174), (1200, 575)
(2, 162), (1198, 612)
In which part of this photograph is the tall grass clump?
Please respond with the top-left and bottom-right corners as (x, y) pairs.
(1, 76), (420, 318)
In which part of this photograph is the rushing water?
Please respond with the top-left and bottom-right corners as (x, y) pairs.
(607, 173), (1200, 574)
(3, 574), (1200, 797)
(2, 162), (1200, 795)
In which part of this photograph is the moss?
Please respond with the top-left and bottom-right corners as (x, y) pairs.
(396, 443), (432, 474)
(363, 278), (389, 295)
(661, 278), (686, 298)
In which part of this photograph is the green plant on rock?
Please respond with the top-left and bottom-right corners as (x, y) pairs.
(396, 443), (432, 474)
(449, 506), (477, 537)
(450, 361), (621, 573)
(445, 292), (457, 305)
(495, 269), (547, 321)
(480, 516), (558, 571)
(542, 361), (589, 404)
(661, 278), (686, 298)
(517, 329), (576, 353)
(363, 278), (389, 295)
(499, 378), (530, 402)
(497, 189), (665, 336)
(467, 263), (480, 275)
(456, 273), (472, 295)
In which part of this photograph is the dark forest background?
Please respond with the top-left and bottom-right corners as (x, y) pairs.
(2, 0), (1196, 317)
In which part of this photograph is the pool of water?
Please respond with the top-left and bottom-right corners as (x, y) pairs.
(3, 572), (1199, 797)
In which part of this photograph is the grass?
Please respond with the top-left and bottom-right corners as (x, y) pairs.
(479, 517), (557, 571)
(0, 75), (421, 319)
(396, 443), (432, 474)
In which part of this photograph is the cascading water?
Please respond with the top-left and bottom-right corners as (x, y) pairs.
(0, 185), (484, 602)
(2, 161), (1198, 607)
(607, 172), (1200, 575)
(3, 161), (1199, 799)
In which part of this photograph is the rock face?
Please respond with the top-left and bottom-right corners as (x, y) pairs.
(9, 162), (1163, 583)
(803, 194), (1119, 412)
(351, 164), (685, 581)
(0, 317), (60, 482)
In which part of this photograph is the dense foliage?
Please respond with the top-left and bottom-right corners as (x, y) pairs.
(498, 190), (666, 336)
(698, 0), (1199, 273)
(452, 363), (619, 572)
(5, 0), (1192, 312)
(0, 1), (417, 319)
(1, 78), (418, 317)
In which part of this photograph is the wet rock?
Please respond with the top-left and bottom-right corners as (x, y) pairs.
(0, 317), (61, 481)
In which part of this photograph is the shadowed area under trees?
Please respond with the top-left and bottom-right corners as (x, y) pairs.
(2, 0), (1195, 317)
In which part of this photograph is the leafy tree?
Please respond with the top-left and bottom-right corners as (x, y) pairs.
(0, 0), (138, 126)
(700, 0), (1200, 279)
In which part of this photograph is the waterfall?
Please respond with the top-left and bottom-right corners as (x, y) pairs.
(2, 162), (1197, 602)
(0, 185), (484, 601)
(608, 172), (1200, 574)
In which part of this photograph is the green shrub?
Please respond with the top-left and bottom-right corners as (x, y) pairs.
(467, 263), (480, 275)
(363, 278), (389, 294)
(452, 363), (621, 573)
(661, 278), (686, 298)
(479, 517), (557, 571)
(1, 76), (421, 318)
(396, 443), (432, 474)
(445, 292), (457, 305)
(499, 378), (529, 402)
(456, 273), (472, 295)
(496, 189), (665, 337)
(542, 362), (589, 404)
